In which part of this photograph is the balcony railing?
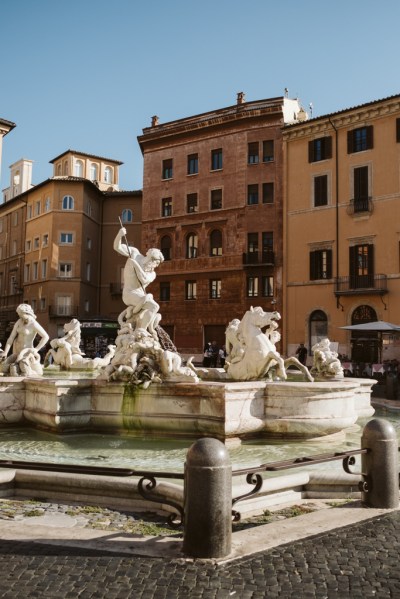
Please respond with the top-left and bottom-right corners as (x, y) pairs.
(49, 305), (79, 317)
(347, 196), (373, 215)
(243, 250), (275, 266)
(334, 274), (388, 296)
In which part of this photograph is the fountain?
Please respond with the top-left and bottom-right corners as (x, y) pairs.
(0, 225), (375, 441)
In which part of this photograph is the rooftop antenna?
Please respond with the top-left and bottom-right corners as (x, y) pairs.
(284, 87), (289, 98)
(309, 102), (314, 117)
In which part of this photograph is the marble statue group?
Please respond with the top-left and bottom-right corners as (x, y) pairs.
(0, 224), (343, 385)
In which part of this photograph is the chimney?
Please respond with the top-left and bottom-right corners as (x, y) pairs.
(151, 115), (159, 127)
(237, 92), (245, 105)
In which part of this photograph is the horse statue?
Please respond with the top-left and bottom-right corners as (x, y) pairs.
(189, 307), (313, 382)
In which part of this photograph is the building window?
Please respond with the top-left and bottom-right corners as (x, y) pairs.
(262, 182), (274, 204)
(185, 280), (197, 300)
(24, 264), (30, 282)
(11, 240), (17, 256)
(60, 233), (73, 244)
(309, 310), (328, 349)
(347, 126), (373, 153)
(63, 160), (68, 175)
(161, 197), (172, 217)
(35, 201), (41, 216)
(210, 188), (222, 210)
(31, 299), (36, 311)
(308, 136), (332, 162)
(397, 118), (400, 143)
(160, 235), (172, 261)
(25, 240), (31, 252)
(247, 276), (259, 297)
(210, 279), (221, 299)
(187, 193), (198, 213)
(210, 229), (222, 256)
(262, 232), (274, 263)
(314, 175), (328, 207)
(41, 259), (47, 279)
(44, 197), (51, 212)
(27, 205), (32, 219)
(86, 263), (91, 281)
(160, 282), (170, 301)
(162, 159), (173, 180)
(42, 234), (49, 247)
(40, 298), (46, 311)
(59, 263), (73, 277)
(353, 166), (369, 212)
(12, 212), (18, 226)
(349, 244), (374, 288)
(262, 276), (274, 297)
(248, 232), (258, 255)
(247, 184), (259, 205)
(0, 219), (3, 233)
(248, 142), (259, 164)
(87, 238), (92, 250)
(84, 300), (90, 312)
(104, 166), (113, 183)
(121, 208), (133, 223)
(56, 296), (72, 316)
(186, 233), (198, 258)
(310, 249), (332, 280)
(187, 154), (198, 175)
(75, 160), (84, 177)
(211, 148), (223, 171)
(33, 262), (39, 281)
(62, 195), (74, 210)
(90, 163), (99, 180)
(263, 140), (274, 162)
(33, 237), (40, 249)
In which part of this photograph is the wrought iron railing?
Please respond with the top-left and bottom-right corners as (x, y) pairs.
(347, 196), (373, 215)
(334, 274), (388, 295)
(243, 250), (275, 265)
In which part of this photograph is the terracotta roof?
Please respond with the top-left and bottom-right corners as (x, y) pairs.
(49, 149), (123, 165)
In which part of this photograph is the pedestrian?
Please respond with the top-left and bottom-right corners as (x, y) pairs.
(219, 345), (227, 367)
(295, 343), (308, 365)
(203, 342), (212, 367)
(210, 340), (219, 368)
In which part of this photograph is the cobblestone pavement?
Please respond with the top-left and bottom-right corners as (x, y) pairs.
(1, 511), (400, 598)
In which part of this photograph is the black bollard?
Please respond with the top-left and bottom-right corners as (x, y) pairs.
(183, 437), (232, 558)
(361, 418), (399, 509)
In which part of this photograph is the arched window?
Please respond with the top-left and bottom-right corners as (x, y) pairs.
(75, 160), (84, 177)
(104, 166), (113, 183)
(160, 235), (172, 261)
(309, 310), (328, 351)
(62, 195), (74, 210)
(186, 233), (198, 259)
(210, 229), (222, 256)
(90, 163), (98, 180)
(351, 304), (377, 325)
(121, 209), (132, 223)
(63, 161), (68, 175)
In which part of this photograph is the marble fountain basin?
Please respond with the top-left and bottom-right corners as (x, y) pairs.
(0, 374), (375, 440)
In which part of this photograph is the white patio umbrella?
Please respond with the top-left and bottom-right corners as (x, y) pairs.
(339, 321), (400, 362)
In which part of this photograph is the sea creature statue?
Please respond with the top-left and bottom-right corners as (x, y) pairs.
(310, 338), (344, 379)
(0, 304), (49, 377)
(45, 319), (115, 370)
(189, 307), (313, 382)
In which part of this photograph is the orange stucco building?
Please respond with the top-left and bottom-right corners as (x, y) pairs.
(283, 93), (400, 365)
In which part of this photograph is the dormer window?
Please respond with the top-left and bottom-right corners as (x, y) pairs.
(104, 166), (113, 183)
(90, 163), (99, 180)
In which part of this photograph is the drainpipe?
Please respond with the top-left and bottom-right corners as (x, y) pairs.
(328, 118), (341, 310)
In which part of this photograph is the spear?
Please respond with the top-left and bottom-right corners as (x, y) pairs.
(118, 216), (133, 258)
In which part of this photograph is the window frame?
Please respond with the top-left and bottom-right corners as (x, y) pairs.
(211, 148), (223, 171)
(187, 153), (199, 175)
(62, 195), (74, 210)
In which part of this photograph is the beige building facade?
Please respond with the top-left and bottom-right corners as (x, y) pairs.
(283, 94), (400, 365)
(0, 150), (141, 355)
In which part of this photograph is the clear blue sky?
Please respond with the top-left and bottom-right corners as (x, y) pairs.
(1, 0), (399, 192)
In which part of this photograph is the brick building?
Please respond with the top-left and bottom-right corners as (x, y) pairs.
(138, 93), (306, 356)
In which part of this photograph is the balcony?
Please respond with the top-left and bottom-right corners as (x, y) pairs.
(243, 250), (275, 266)
(334, 274), (388, 296)
(49, 305), (79, 318)
(347, 196), (373, 215)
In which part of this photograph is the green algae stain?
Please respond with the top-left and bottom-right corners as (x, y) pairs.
(121, 384), (142, 430)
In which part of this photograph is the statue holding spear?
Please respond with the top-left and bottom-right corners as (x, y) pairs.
(113, 219), (164, 338)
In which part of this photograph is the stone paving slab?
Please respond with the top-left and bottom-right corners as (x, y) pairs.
(1, 510), (400, 597)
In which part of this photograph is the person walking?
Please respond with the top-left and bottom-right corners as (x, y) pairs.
(295, 343), (308, 365)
